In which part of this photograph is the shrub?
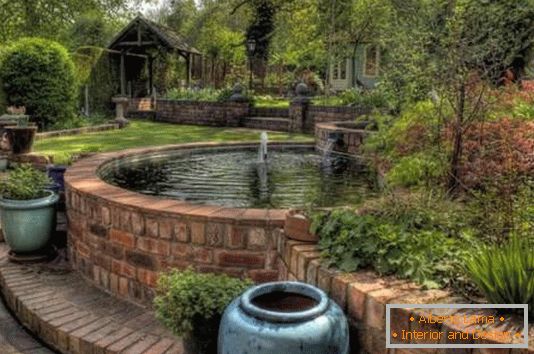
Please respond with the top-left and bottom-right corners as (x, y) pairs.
(0, 38), (77, 128)
(386, 152), (447, 188)
(154, 268), (252, 335)
(0, 165), (52, 200)
(452, 118), (534, 190)
(465, 236), (534, 317)
(338, 88), (392, 110)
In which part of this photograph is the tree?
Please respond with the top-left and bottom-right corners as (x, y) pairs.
(0, 0), (137, 42)
(381, 0), (534, 193)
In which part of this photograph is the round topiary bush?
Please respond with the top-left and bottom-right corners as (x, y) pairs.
(0, 38), (77, 128)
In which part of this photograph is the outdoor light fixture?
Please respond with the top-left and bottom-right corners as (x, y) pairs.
(246, 39), (257, 54)
(246, 39), (256, 90)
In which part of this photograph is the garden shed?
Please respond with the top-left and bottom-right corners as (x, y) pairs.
(107, 15), (202, 97)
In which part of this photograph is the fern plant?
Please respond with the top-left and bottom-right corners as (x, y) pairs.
(465, 236), (534, 317)
(0, 164), (52, 200)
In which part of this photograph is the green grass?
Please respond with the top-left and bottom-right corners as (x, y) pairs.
(34, 120), (313, 165)
(254, 96), (290, 108)
(253, 95), (346, 108)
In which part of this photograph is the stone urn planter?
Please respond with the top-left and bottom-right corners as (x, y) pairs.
(218, 281), (349, 354)
(284, 210), (318, 242)
(3, 125), (37, 154)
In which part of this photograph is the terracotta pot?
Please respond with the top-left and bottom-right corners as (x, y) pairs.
(284, 210), (318, 242)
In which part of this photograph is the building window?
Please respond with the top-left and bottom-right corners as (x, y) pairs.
(364, 45), (380, 77)
(332, 60), (346, 81)
(339, 60), (346, 80)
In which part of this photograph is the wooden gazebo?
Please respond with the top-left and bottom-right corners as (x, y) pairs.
(107, 15), (202, 97)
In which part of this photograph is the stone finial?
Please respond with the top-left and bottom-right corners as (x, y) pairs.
(292, 83), (311, 104)
(229, 83), (249, 102)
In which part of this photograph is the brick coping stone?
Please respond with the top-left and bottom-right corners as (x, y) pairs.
(0, 244), (184, 354)
(65, 141), (314, 227)
(276, 233), (534, 354)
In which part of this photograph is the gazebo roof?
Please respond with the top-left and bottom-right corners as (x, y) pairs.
(108, 15), (201, 56)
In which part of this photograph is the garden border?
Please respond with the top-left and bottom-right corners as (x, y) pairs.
(35, 123), (120, 140)
(276, 232), (533, 354)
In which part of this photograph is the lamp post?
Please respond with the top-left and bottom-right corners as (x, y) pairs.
(246, 39), (256, 90)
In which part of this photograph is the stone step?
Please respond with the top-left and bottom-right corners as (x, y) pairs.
(0, 244), (183, 354)
(241, 117), (291, 132)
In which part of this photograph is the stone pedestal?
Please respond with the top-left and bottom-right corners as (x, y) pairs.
(112, 96), (130, 128)
(288, 83), (311, 133)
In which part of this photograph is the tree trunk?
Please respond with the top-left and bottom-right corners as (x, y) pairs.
(448, 84), (466, 194)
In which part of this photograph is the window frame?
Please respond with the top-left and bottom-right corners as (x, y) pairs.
(363, 45), (380, 78)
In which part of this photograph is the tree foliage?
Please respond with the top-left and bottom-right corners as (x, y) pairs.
(0, 0), (137, 43)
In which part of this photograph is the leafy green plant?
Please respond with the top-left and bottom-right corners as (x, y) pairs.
(386, 152), (447, 188)
(0, 37), (77, 128)
(154, 268), (252, 335)
(465, 236), (534, 317)
(0, 165), (52, 200)
(311, 193), (475, 288)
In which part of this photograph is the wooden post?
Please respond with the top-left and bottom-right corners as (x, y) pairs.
(148, 57), (153, 95)
(120, 52), (126, 95)
(84, 85), (90, 116)
(186, 53), (192, 87)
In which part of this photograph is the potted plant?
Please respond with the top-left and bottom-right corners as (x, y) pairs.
(154, 268), (252, 354)
(284, 210), (318, 242)
(3, 116), (37, 154)
(0, 165), (58, 253)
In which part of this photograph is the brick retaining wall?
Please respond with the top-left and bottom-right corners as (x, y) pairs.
(128, 97), (153, 112)
(155, 100), (249, 127)
(276, 232), (533, 354)
(315, 122), (371, 155)
(123, 97), (372, 133)
(305, 105), (371, 133)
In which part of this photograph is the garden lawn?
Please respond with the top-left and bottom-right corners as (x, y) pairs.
(253, 95), (345, 108)
(34, 120), (313, 164)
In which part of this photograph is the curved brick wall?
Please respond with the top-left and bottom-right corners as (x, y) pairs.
(65, 142), (311, 305)
(276, 233), (533, 353)
(315, 121), (372, 155)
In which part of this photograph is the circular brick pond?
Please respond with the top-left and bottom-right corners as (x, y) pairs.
(64, 141), (372, 305)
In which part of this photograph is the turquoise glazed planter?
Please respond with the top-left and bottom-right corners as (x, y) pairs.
(0, 191), (59, 253)
(218, 281), (349, 354)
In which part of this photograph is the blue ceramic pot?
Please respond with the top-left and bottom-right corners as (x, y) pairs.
(0, 191), (59, 253)
(47, 165), (67, 193)
(218, 281), (349, 354)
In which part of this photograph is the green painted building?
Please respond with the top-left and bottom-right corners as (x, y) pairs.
(328, 44), (381, 91)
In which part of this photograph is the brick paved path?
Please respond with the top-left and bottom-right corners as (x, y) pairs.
(0, 244), (184, 354)
(0, 294), (56, 354)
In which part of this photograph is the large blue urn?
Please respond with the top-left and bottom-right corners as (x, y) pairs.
(218, 281), (349, 354)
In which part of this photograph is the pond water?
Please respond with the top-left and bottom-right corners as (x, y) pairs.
(101, 147), (374, 209)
